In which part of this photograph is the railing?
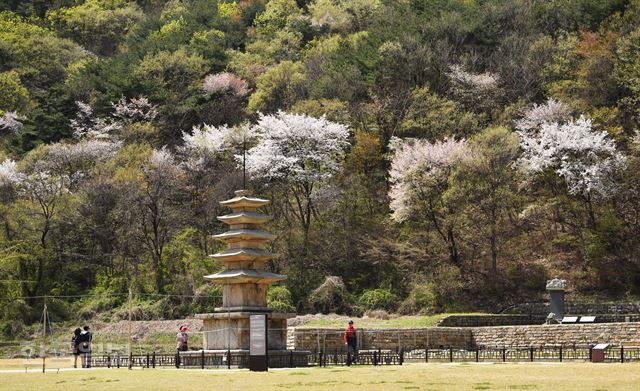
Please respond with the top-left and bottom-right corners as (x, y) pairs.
(403, 346), (640, 363)
(87, 348), (403, 369)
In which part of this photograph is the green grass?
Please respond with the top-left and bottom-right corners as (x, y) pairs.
(297, 313), (487, 329)
(0, 362), (638, 391)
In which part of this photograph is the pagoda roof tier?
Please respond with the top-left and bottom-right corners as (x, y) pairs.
(204, 269), (286, 284)
(212, 229), (276, 242)
(217, 211), (272, 225)
(220, 190), (270, 210)
(210, 248), (276, 262)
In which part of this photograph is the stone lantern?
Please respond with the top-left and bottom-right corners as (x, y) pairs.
(196, 190), (293, 351)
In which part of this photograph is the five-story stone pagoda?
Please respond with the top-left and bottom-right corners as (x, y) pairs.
(196, 190), (293, 351)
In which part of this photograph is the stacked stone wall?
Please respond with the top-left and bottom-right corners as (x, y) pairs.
(290, 323), (640, 350)
(472, 322), (640, 347)
(437, 314), (545, 327)
(289, 327), (474, 350)
(506, 302), (640, 315)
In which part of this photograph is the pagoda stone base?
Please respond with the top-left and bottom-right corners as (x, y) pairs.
(196, 311), (293, 350)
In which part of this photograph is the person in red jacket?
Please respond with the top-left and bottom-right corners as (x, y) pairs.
(344, 320), (357, 356)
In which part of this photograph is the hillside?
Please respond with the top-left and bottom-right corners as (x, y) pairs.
(1, 0), (640, 336)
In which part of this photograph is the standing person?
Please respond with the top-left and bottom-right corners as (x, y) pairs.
(71, 328), (81, 368)
(79, 325), (92, 368)
(344, 320), (357, 358)
(176, 325), (188, 352)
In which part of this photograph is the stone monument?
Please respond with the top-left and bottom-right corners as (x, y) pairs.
(196, 190), (293, 351)
(546, 277), (566, 322)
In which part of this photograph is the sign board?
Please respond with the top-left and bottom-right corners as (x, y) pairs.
(249, 314), (268, 371)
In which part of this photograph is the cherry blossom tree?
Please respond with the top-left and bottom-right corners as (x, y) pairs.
(203, 72), (249, 97)
(0, 159), (23, 188)
(389, 137), (467, 265)
(517, 114), (624, 199)
(70, 101), (120, 140)
(0, 111), (24, 133)
(245, 111), (350, 254)
(112, 96), (158, 123)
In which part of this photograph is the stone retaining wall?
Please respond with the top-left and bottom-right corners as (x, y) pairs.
(437, 314), (545, 327)
(289, 327), (474, 350)
(506, 302), (640, 315)
(473, 322), (640, 347)
(289, 322), (640, 350)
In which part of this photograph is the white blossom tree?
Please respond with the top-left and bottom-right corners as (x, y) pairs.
(0, 111), (25, 133)
(447, 64), (502, 115)
(245, 111), (350, 251)
(203, 72), (249, 97)
(517, 113), (624, 199)
(0, 159), (24, 188)
(70, 101), (120, 140)
(112, 96), (158, 123)
(389, 137), (467, 265)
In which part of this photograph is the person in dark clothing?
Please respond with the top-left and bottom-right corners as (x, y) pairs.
(78, 325), (92, 368)
(71, 328), (81, 368)
(344, 320), (357, 358)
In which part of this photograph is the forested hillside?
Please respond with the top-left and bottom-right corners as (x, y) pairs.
(1, 0), (640, 333)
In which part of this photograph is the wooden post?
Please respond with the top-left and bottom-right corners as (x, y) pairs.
(146, 353), (150, 368)
(449, 347), (453, 363)
(502, 348), (506, 362)
(201, 350), (205, 369)
(289, 350), (294, 368)
(425, 348), (428, 363)
(475, 348), (479, 363)
(559, 346), (563, 362)
(107, 354), (111, 368)
(530, 347), (534, 362)
(127, 289), (133, 370)
(152, 352), (156, 368)
(227, 349), (231, 369)
(621, 345), (624, 363)
(42, 300), (47, 373)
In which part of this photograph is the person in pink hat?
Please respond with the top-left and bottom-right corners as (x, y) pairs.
(176, 325), (188, 352)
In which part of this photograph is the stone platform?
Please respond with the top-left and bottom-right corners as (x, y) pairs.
(196, 311), (294, 350)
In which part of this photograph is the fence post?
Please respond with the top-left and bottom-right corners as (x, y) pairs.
(502, 348), (506, 362)
(475, 348), (479, 363)
(227, 349), (231, 369)
(152, 352), (156, 368)
(107, 354), (111, 369)
(449, 347), (453, 363)
(176, 352), (180, 369)
(559, 346), (563, 362)
(425, 348), (429, 363)
(530, 347), (534, 362)
(201, 350), (205, 369)
(621, 345), (624, 363)
(347, 350), (351, 366)
(290, 350), (294, 368)
(334, 348), (338, 365)
(146, 353), (150, 368)
(116, 354), (120, 369)
(588, 345), (593, 362)
(373, 351), (378, 366)
(399, 348), (404, 365)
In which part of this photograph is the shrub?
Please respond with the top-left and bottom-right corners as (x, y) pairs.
(267, 286), (295, 312)
(308, 276), (352, 314)
(358, 288), (397, 312)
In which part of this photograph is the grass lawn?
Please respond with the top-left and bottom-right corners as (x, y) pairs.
(297, 313), (486, 329)
(0, 362), (637, 391)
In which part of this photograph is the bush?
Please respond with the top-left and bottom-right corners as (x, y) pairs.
(398, 265), (465, 314)
(358, 288), (397, 312)
(308, 276), (352, 314)
(267, 286), (296, 312)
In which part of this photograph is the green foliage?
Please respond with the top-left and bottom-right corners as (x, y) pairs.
(358, 288), (397, 312)
(267, 286), (296, 313)
(308, 276), (353, 314)
(0, 70), (29, 112)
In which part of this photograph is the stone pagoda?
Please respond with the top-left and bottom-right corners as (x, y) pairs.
(197, 190), (292, 351)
